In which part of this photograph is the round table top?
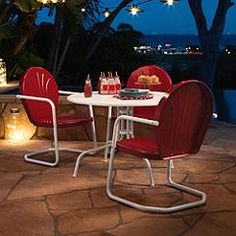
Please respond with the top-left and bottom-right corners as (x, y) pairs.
(67, 91), (168, 107)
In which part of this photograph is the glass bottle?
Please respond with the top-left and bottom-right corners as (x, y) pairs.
(98, 72), (104, 94)
(108, 72), (115, 95)
(84, 74), (92, 97)
(100, 73), (108, 94)
(114, 71), (121, 94)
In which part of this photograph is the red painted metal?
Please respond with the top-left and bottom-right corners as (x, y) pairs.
(117, 80), (213, 159)
(20, 67), (92, 128)
(126, 65), (172, 119)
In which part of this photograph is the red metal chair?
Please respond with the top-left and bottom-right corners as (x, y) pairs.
(126, 65), (172, 120)
(107, 80), (213, 213)
(16, 67), (97, 167)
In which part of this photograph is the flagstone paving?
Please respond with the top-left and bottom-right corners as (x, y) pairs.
(0, 121), (236, 236)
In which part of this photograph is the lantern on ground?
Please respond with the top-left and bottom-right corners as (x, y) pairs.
(4, 107), (36, 144)
(0, 58), (7, 86)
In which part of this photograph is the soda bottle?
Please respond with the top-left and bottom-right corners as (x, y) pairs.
(84, 74), (92, 97)
(97, 72), (103, 94)
(100, 73), (108, 94)
(108, 72), (115, 95)
(114, 71), (121, 94)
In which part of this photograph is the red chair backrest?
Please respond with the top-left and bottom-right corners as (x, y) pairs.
(126, 65), (172, 92)
(155, 80), (213, 159)
(19, 67), (59, 126)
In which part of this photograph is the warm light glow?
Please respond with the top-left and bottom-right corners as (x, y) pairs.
(5, 107), (36, 144)
(37, 0), (66, 4)
(128, 5), (142, 16)
(167, 0), (174, 5)
(103, 8), (111, 18)
(160, 0), (179, 6)
(81, 8), (86, 12)
(8, 127), (24, 144)
(0, 59), (7, 86)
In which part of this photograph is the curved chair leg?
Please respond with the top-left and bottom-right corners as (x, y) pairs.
(24, 124), (60, 166)
(143, 158), (155, 187)
(24, 148), (58, 166)
(24, 125), (87, 167)
(73, 143), (111, 177)
(106, 153), (207, 213)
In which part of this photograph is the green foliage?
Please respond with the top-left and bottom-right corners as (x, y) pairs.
(0, 0), (44, 81)
(62, 23), (154, 86)
(88, 23), (154, 83)
(13, 0), (41, 13)
(8, 50), (44, 80)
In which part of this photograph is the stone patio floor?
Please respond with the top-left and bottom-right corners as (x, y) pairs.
(0, 122), (236, 236)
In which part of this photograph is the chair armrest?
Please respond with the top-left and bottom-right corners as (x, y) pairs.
(16, 94), (57, 128)
(115, 115), (159, 127)
(111, 115), (159, 147)
(59, 90), (78, 95)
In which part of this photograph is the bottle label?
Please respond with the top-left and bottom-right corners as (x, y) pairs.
(115, 84), (121, 93)
(84, 84), (92, 97)
(108, 84), (115, 94)
(101, 85), (108, 94)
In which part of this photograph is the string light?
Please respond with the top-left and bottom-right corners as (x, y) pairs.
(127, 5), (143, 16)
(160, 0), (180, 6)
(36, 0), (67, 5)
(103, 8), (111, 18)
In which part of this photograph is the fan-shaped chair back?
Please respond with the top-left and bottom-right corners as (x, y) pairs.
(19, 67), (59, 126)
(155, 80), (213, 159)
(126, 65), (172, 119)
(126, 65), (172, 92)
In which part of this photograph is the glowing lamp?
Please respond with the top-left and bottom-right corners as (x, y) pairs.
(37, 0), (66, 4)
(103, 8), (111, 18)
(5, 107), (36, 144)
(160, 0), (180, 6)
(127, 5), (143, 16)
(0, 58), (7, 86)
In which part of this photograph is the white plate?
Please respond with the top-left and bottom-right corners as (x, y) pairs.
(120, 88), (150, 97)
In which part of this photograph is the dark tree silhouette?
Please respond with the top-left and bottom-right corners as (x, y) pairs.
(84, 0), (133, 66)
(188, 0), (234, 89)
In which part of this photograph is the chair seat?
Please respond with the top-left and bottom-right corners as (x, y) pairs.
(117, 136), (159, 160)
(34, 115), (93, 128)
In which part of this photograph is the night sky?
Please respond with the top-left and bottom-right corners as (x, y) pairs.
(37, 0), (236, 35)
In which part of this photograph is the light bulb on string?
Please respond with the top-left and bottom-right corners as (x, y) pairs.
(36, 0), (67, 5)
(160, 0), (180, 6)
(103, 8), (111, 18)
(127, 5), (143, 16)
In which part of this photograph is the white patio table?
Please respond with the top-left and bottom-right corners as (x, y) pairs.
(67, 91), (167, 176)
